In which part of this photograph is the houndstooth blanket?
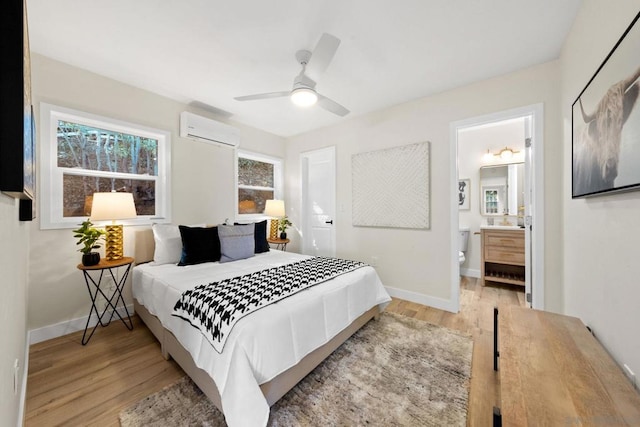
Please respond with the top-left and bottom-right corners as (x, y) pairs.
(172, 257), (367, 353)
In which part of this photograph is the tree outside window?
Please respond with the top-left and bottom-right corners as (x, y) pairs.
(40, 103), (171, 229)
(57, 121), (158, 217)
(237, 152), (282, 216)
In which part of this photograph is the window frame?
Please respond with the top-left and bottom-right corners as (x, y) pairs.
(40, 102), (172, 229)
(235, 149), (283, 220)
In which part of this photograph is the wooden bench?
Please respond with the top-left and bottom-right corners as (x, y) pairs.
(493, 305), (640, 426)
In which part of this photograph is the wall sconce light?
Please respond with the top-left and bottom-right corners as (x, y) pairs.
(497, 147), (518, 160)
(484, 147), (520, 161)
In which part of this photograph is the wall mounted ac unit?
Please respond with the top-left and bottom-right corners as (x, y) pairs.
(180, 111), (240, 148)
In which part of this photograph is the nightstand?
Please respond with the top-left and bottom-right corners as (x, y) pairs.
(267, 238), (290, 251)
(77, 256), (134, 345)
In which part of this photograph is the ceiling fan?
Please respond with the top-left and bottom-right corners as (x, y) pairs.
(234, 33), (349, 117)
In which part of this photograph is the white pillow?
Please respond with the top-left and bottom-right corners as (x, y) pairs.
(152, 223), (205, 265)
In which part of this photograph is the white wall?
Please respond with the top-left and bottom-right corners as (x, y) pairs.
(458, 119), (525, 277)
(561, 0), (640, 387)
(0, 196), (29, 426)
(285, 60), (563, 312)
(28, 54), (286, 332)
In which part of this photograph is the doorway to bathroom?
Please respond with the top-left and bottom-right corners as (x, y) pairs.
(450, 104), (544, 310)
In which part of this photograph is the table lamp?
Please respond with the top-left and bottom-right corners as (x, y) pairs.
(90, 192), (137, 261)
(264, 199), (285, 240)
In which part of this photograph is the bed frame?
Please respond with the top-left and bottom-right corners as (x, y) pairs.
(132, 228), (380, 413)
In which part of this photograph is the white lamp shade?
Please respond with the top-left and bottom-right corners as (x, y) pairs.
(90, 192), (137, 221)
(290, 88), (318, 107)
(264, 199), (285, 217)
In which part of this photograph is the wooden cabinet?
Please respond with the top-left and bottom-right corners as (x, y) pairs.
(481, 228), (525, 286)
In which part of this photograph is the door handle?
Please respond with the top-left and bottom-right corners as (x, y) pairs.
(325, 220), (333, 224)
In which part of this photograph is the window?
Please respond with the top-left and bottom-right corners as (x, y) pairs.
(40, 103), (171, 229)
(236, 150), (282, 218)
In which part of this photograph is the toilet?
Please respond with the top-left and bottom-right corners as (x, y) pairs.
(459, 227), (470, 266)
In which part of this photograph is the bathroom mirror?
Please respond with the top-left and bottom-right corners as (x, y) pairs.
(479, 163), (524, 216)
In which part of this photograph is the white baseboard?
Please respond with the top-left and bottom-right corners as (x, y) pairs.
(29, 304), (135, 345)
(461, 268), (480, 278)
(385, 286), (457, 313)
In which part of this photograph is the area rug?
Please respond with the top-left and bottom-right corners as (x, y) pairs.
(119, 312), (473, 426)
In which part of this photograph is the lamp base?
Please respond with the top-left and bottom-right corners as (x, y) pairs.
(269, 219), (279, 240)
(104, 224), (124, 261)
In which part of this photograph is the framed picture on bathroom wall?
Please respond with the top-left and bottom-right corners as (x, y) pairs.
(571, 10), (640, 198)
(458, 179), (470, 210)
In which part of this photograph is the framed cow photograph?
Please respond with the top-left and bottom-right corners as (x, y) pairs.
(572, 10), (640, 198)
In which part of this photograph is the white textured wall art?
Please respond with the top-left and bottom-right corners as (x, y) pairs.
(352, 142), (430, 229)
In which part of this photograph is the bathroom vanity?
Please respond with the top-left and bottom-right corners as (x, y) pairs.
(481, 227), (525, 286)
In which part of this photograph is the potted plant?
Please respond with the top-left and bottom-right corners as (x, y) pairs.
(278, 216), (293, 239)
(73, 219), (106, 266)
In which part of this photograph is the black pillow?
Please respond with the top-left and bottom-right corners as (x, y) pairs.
(235, 219), (270, 253)
(177, 225), (221, 266)
(253, 220), (270, 253)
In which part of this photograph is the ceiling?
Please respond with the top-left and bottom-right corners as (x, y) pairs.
(27, 0), (581, 138)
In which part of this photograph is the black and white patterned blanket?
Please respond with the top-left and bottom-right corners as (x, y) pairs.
(172, 256), (367, 353)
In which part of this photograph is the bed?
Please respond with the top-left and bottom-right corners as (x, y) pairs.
(131, 227), (391, 426)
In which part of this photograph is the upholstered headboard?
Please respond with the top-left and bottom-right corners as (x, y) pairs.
(133, 228), (155, 264)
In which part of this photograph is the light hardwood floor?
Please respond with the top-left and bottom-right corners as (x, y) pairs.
(25, 277), (525, 426)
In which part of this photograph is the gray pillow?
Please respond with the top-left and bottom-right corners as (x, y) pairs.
(218, 224), (255, 263)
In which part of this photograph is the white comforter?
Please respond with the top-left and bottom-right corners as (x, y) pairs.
(132, 251), (391, 427)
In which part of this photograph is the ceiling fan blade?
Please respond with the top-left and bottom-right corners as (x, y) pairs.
(234, 91), (290, 101)
(317, 94), (349, 117)
(306, 33), (340, 82)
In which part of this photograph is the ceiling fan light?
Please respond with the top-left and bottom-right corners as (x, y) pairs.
(291, 88), (318, 107)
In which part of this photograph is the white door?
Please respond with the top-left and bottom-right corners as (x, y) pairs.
(523, 115), (533, 307)
(301, 146), (336, 257)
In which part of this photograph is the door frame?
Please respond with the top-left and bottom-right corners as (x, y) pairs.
(300, 146), (337, 257)
(450, 103), (545, 311)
